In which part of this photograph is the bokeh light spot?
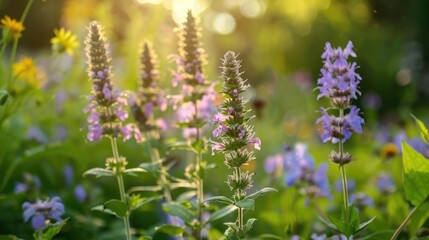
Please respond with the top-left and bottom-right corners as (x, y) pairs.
(213, 12), (236, 35)
(240, 0), (266, 18)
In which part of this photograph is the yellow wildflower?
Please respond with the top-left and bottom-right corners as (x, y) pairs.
(1, 15), (25, 40)
(13, 57), (42, 88)
(50, 28), (79, 55)
(380, 143), (399, 159)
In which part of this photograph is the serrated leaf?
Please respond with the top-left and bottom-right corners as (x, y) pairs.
(103, 199), (128, 218)
(162, 202), (193, 223)
(207, 205), (237, 223)
(245, 188), (277, 200)
(155, 224), (185, 235)
(123, 167), (146, 177)
(402, 142), (429, 206)
(83, 168), (115, 177)
(203, 196), (234, 205)
(411, 114), (429, 144)
(235, 199), (254, 210)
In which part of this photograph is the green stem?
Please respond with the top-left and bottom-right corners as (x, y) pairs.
(35, 230), (43, 240)
(236, 167), (244, 232)
(6, 0), (34, 91)
(391, 200), (426, 240)
(110, 137), (132, 240)
(339, 108), (349, 223)
(0, 42), (8, 81)
(194, 100), (203, 240)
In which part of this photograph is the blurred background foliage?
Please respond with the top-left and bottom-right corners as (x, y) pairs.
(1, 0), (429, 239)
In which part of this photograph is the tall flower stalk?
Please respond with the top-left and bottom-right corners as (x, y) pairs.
(132, 41), (172, 203)
(316, 41), (365, 236)
(84, 21), (140, 240)
(211, 51), (263, 239)
(171, 11), (215, 239)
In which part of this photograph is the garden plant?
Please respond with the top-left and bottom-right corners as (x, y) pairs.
(1, 0), (429, 240)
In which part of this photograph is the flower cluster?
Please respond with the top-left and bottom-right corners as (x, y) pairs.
(131, 41), (167, 133)
(171, 10), (216, 139)
(84, 21), (140, 142)
(22, 197), (65, 230)
(265, 144), (331, 199)
(1, 15), (24, 41)
(51, 28), (79, 56)
(316, 41), (364, 165)
(211, 51), (261, 238)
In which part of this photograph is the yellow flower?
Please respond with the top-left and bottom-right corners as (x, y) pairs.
(380, 143), (399, 159)
(50, 28), (79, 55)
(13, 57), (42, 88)
(1, 15), (25, 40)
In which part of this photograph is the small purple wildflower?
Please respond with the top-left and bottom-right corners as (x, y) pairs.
(74, 185), (87, 203)
(283, 144), (331, 199)
(350, 192), (374, 208)
(22, 197), (65, 230)
(14, 173), (41, 194)
(377, 174), (395, 194)
(63, 164), (74, 186)
(264, 154), (283, 174)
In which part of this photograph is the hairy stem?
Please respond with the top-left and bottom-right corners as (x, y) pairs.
(194, 100), (203, 240)
(110, 137), (132, 240)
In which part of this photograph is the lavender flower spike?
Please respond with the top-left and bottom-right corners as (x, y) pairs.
(84, 21), (140, 142)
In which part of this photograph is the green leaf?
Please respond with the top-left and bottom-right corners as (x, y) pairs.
(244, 218), (257, 232)
(138, 236), (152, 240)
(192, 139), (205, 153)
(92, 200), (128, 218)
(252, 234), (284, 239)
(42, 218), (68, 240)
(410, 200), (429, 236)
(166, 141), (192, 151)
(123, 167), (146, 177)
(0, 90), (8, 106)
(139, 162), (160, 175)
(411, 114), (429, 144)
(0, 235), (25, 240)
(83, 168), (115, 177)
(235, 199), (254, 210)
(207, 205), (237, 223)
(355, 216), (376, 234)
(207, 229), (224, 240)
(162, 202), (193, 223)
(245, 188), (277, 200)
(130, 195), (162, 212)
(155, 224), (185, 236)
(402, 142), (429, 206)
(203, 196), (234, 205)
(128, 186), (162, 193)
